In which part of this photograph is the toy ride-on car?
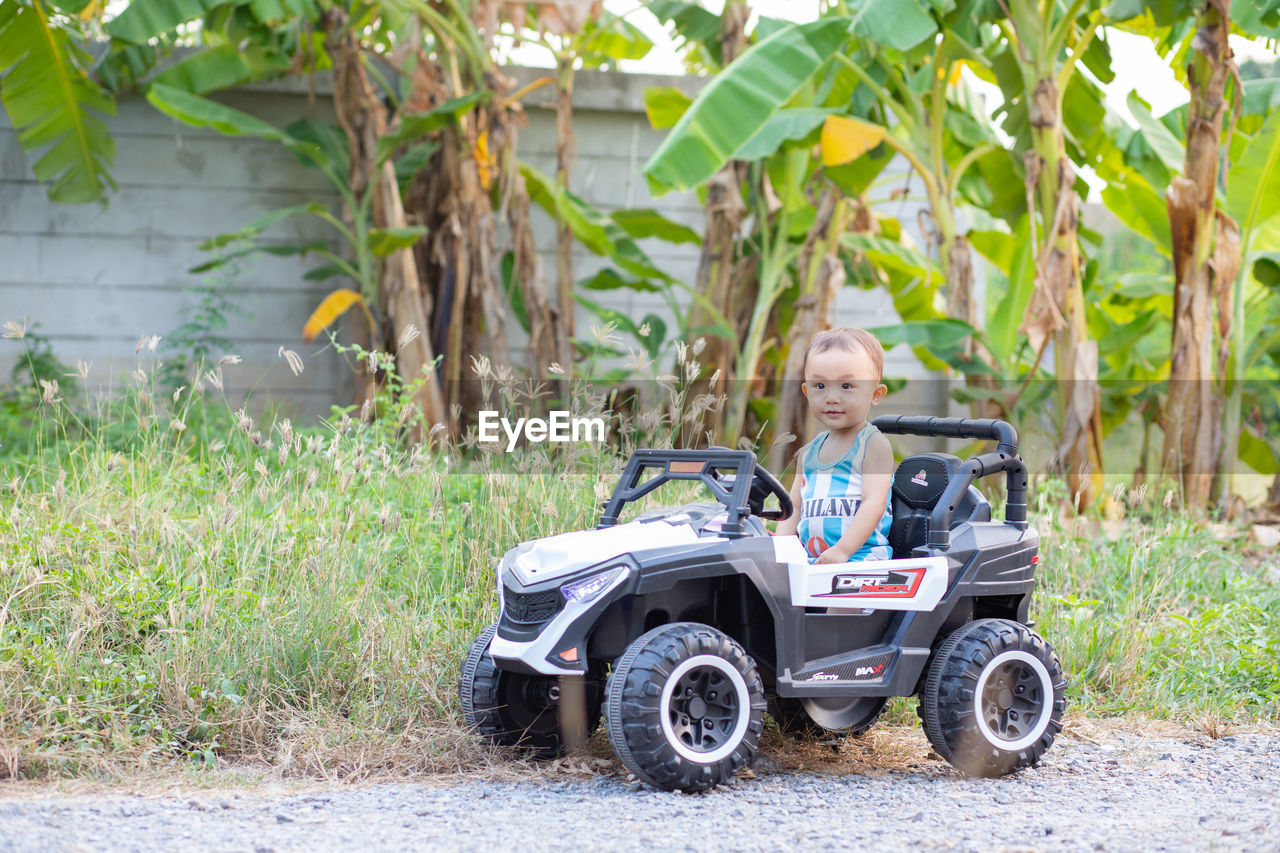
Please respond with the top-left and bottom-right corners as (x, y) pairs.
(458, 416), (1066, 792)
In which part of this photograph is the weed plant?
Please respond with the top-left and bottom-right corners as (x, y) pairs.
(0, 333), (1277, 780)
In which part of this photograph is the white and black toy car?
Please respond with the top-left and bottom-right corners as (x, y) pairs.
(459, 416), (1067, 792)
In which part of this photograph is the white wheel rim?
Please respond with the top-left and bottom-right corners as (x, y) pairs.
(973, 649), (1055, 751)
(658, 654), (751, 764)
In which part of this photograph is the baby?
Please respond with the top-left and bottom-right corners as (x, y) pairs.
(775, 328), (893, 563)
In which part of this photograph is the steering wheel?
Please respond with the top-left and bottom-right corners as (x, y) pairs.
(748, 462), (792, 521)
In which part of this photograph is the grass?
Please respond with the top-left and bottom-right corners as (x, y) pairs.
(1, 359), (1278, 781)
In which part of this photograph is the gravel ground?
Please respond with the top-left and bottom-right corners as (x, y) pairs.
(3, 726), (1279, 852)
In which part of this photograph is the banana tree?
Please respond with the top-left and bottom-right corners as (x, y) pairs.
(0, 0), (117, 203)
(0, 0), (322, 205)
(1107, 0), (1280, 504)
(646, 0), (751, 441)
(145, 82), (453, 426)
(821, 17), (1012, 420)
(980, 0), (1110, 510)
(644, 14), (858, 447)
(495, 2), (652, 378)
(1220, 109), (1280, 493)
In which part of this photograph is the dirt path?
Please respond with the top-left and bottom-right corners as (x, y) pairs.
(3, 723), (1278, 852)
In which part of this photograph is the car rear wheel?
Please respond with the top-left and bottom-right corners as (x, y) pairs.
(459, 625), (601, 758)
(768, 695), (885, 739)
(919, 618), (1066, 777)
(604, 622), (765, 792)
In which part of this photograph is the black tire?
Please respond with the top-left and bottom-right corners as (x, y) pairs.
(768, 695), (885, 740)
(604, 622), (766, 792)
(458, 625), (602, 759)
(767, 695), (827, 740)
(919, 618), (1066, 777)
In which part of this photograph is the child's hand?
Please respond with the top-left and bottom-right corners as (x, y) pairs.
(814, 544), (851, 564)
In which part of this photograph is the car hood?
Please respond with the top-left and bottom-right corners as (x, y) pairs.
(504, 520), (705, 587)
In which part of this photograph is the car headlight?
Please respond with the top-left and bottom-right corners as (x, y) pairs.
(561, 565), (625, 603)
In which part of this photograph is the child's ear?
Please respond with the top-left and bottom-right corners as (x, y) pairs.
(801, 382), (810, 399)
(871, 382), (887, 404)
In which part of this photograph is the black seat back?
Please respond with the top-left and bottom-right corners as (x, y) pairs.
(889, 453), (963, 558)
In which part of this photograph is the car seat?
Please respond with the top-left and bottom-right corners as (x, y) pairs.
(888, 453), (991, 558)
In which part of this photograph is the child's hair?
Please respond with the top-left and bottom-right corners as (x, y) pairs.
(802, 327), (884, 380)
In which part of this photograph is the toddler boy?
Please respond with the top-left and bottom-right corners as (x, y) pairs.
(775, 328), (893, 563)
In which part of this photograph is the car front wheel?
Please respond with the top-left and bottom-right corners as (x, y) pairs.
(604, 622), (765, 792)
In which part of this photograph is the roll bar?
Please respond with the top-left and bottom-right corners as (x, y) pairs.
(597, 448), (758, 537)
(873, 415), (1029, 550)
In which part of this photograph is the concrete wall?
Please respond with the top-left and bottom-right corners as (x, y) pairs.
(0, 65), (932, 423)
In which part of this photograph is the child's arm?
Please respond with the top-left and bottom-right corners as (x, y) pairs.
(773, 469), (804, 537)
(813, 432), (893, 563)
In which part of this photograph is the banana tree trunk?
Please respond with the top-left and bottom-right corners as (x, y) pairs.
(685, 164), (748, 443)
(769, 190), (849, 473)
(1163, 0), (1236, 508)
(325, 12), (446, 431)
(554, 56), (575, 379)
(679, 1), (750, 444)
(401, 55), (512, 431)
(510, 170), (560, 378)
(1022, 73), (1103, 511)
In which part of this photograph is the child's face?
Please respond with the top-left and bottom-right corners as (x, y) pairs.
(802, 346), (887, 432)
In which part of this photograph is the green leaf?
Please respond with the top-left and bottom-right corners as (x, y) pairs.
(150, 44), (254, 94)
(643, 17), (850, 192)
(638, 313), (667, 359)
(394, 140), (439, 194)
(1232, 0), (1280, 38)
(849, 0), (937, 52)
(105, 0), (227, 44)
(499, 251), (530, 335)
(302, 263), (348, 281)
(247, 0), (318, 25)
(1101, 169), (1172, 255)
(1227, 109), (1280, 236)
(643, 86), (692, 130)
(187, 240), (329, 273)
(574, 293), (644, 343)
(824, 140), (892, 196)
(1254, 254), (1280, 289)
(988, 216), (1034, 364)
(1243, 78), (1280, 121)
(868, 319), (975, 351)
(147, 82), (285, 141)
(734, 107), (833, 160)
(841, 233), (941, 280)
(522, 163), (673, 282)
(198, 202), (329, 249)
(0, 0), (116, 204)
(1239, 429), (1280, 475)
(1098, 309), (1158, 356)
(1082, 28), (1115, 84)
(578, 268), (661, 293)
(968, 229), (1015, 274)
(285, 118), (350, 176)
(1126, 91), (1184, 174)
(580, 13), (652, 64)
(1113, 273), (1170, 299)
(610, 209), (700, 245)
(374, 91), (486, 165)
(646, 0), (723, 64)
(366, 226), (427, 256)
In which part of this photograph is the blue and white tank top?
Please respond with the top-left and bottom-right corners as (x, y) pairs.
(797, 423), (892, 561)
